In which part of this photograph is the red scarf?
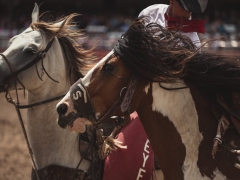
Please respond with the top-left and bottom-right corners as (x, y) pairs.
(164, 13), (206, 34)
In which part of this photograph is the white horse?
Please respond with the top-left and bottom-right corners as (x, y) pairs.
(0, 4), (96, 179)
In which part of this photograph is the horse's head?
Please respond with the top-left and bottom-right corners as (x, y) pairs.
(0, 4), (42, 91)
(56, 16), (197, 130)
(0, 3), (91, 93)
(56, 50), (146, 129)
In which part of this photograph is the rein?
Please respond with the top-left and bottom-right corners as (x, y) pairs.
(96, 75), (139, 127)
(16, 94), (65, 109)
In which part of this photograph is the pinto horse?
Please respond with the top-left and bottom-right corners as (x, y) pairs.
(57, 17), (240, 179)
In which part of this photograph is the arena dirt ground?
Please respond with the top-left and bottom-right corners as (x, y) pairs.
(0, 92), (30, 180)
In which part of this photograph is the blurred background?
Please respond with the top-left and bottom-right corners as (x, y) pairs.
(0, 0), (239, 179)
(0, 0), (240, 57)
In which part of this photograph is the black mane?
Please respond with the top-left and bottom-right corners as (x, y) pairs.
(114, 16), (240, 112)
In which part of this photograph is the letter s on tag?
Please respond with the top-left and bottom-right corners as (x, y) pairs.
(73, 90), (82, 100)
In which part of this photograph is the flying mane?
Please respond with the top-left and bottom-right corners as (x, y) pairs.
(31, 14), (96, 84)
(113, 16), (240, 115)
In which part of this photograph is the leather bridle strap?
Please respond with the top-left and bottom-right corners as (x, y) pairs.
(97, 75), (138, 126)
(16, 94), (65, 109)
(0, 38), (55, 81)
(96, 94), (125, 125)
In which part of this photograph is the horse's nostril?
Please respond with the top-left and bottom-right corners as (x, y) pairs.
(57, 103), (68, 115)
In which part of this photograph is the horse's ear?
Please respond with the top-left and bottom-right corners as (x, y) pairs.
(53, 18), (68, 29)
(32, 3), (39, 23)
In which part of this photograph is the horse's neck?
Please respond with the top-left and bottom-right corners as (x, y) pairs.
(137, 82), (234, 179)
(136, 82), (213, 179)
(26, 42), (90, 171)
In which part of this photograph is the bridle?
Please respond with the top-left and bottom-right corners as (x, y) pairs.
(65, 69), (139, 130)
(0, 37), (67, 180)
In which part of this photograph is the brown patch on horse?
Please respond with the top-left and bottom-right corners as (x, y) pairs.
(188, 84), (240, 179)
(134, 83), (186, 180)
(87, 56), (133, 117)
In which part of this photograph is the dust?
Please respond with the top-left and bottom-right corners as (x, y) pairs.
(0, 91), (30, 180)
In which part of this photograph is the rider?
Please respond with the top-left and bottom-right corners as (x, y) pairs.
(139, 0), (208, 48)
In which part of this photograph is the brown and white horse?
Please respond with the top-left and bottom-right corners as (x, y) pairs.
(57, 17), (240, 179)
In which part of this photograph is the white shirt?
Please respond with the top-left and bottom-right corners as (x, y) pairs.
(138, 4), (201, 47)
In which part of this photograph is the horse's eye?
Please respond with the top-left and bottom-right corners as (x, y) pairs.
(24, 48), (37, 55)
(104, 64), (115, 73)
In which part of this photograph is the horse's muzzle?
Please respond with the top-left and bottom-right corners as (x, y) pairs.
(57, 103), (84, 128)
(57, 78), (96, 129)
(69, 78), (97, 124)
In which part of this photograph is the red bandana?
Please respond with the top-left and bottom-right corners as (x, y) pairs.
(164, 13), (206, 34)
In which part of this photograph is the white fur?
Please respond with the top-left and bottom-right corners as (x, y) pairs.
(1, 27), (90, 171)
(145, 82), (226, 180)
(82, 51), (113, 87)
(212, 169), (227, 180)
(95, 112), (101, 119)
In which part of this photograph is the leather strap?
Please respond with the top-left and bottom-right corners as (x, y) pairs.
(0, 38), (54, 81)
(31, 165), (90, 180)
(121, 76), (138, 112)
(217, 97), (240, 135)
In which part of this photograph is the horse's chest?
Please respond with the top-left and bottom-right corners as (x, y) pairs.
(148, 83), (214, 179)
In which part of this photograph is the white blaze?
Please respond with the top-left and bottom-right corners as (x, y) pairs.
(82, 51), (113, 87)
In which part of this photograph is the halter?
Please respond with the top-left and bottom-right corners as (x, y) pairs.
(0, 38), (54, 80)
(61, 75), (139, 130)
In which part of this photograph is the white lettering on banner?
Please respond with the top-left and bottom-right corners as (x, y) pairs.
(136, 168), (146, 180)
(144, 139), (150, 154)
(136, 139), (151, 180)
(143, 153), (149, 168)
